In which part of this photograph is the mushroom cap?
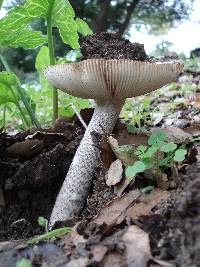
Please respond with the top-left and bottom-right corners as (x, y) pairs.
(44, 59), (183, 100)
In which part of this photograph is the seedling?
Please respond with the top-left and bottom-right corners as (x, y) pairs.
(16, 259), (33, 267)
(27, 217), (71, 244)
(125, 130), (187, 181)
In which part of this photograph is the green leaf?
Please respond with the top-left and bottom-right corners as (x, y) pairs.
(148, 130), (167, 146)
(52, 0), (79, 49)
(27, 227), (71, 244)
(174, 149), (187, 162)
(127, 124), (138, 134)
(16, 259), (33, 267)
(141, 185), (154, 193)
(76, 18), (93, 36)
(125, 161), (146, 180)
(38, 216), (48, 228)
(35, 46), (52, 90)
(0, 0), (80, 49)
(143, 146), (158, 158)
(160, 142), (177, 153)
(0, 71), (19, 87)
(0, 83), (16, 104)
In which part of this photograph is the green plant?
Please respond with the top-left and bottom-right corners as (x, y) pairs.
(16, 259), (34, 267)
(125, 130), (187, 181)
(27, 216), (71, 244)
(0, 0), (92, 126)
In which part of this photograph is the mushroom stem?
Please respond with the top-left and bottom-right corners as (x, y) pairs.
(50, 100), (124, 227)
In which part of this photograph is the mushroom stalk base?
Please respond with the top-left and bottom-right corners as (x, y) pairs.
(50, 101), (123, 227)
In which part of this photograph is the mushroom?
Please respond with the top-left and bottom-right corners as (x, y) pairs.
(44, 59), (183, 227)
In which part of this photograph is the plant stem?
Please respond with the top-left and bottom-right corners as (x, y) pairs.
(46, 0), (58, 123)
(0, 0), (4, 10)
(0, 54), (41, 128)
(2, 104), (6, 127)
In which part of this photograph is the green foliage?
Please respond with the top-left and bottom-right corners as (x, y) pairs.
(27, 227), (71, 244)
(125, 130), (187, 181)
(38, 216), (48, 229)
(125, 161), (146, 180)
(16, 259), (33, 267)
(0, 0), (91, 49)
(0, 0), (92, 127)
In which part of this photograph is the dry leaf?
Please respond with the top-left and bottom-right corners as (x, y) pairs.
(151, 126), (191, 144)
(92, 245), (108, 263)
(102, 252), (124, 267)
(66, 257), (89, 267)
(106, 159), (123, 186)
(122, 225), (151, 267)
(114, 178), (131, 196)
(94, 190), (141, 226)
(107, 136), (136, 166)
(127, 189), (170, 220)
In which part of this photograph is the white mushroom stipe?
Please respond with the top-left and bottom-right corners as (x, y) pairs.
(44, 59), (184, 227)
(49, 101), (123, 227)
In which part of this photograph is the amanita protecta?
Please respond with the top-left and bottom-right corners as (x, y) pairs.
(45, 59), (183, 227)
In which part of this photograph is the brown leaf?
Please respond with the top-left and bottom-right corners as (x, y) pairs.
(94, 190), (141, 226)
(96, 135), (116, 169)
(151, 126), (191, 144)
(66, 257), (89, 267)
(91, 245), (108, 263)
(107, 136), (136, 166)
(102, 252), (125, 267)
(63, 231), (86, 256)
(106, 159), (123, 186)
(184, 124), (200, 136)
(6, 139), (43, 158)
(122, 225), (152, 267)
(127, 189), (170, 220)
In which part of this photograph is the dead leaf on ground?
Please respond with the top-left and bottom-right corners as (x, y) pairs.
(114, 178), (132, 196)
(107, 136), (136, 166)
(94, 190), (141, 226)
(122, 225), (151, 267)
(102, 252), (124, 267)
(184, 124), (200, 136)
(151, 126), (191, 144)
(91, 245), (108, 263)
(6, 139), (43, 158)
(66, 257), (90, 267)
(0, 189), (5, 210)
(63, 231), (86, 256)
(106, 159), (123, 186)
(127, 189), (170, 220)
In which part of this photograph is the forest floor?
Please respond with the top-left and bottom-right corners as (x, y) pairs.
(0, 68), (200, 267)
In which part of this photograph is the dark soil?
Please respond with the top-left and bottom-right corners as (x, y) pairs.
(0, 118), (84, 241)
(81, 32), (147, 60)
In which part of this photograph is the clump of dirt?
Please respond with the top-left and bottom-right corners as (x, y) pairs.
(81, 32), (147, 60)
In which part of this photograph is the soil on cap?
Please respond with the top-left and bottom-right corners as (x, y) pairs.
(81, 32), (147, 61)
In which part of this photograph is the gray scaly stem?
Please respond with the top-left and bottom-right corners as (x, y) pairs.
(50, 101), (123, 227)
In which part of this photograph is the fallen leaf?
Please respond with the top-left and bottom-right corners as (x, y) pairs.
(6, 139), (43, 158)
(66, 257), (89, 267)
(127, 189), (170, 220)
(102, 252), (124, 267)
(184, 125), (200, 136)
(114, 178), (131, 196)
(107, 136), (136, 166)
(91, 245), (108, 263)
(151, 127), (191, 144)
(122, 225), (151, 267)
(64, 231), (86, 256)
(106, 159), (123, 186)
(94, 190), (141, 226)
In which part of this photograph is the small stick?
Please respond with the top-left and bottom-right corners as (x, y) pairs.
(70, 103), (87, 129)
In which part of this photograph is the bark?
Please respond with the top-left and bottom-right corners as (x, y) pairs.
(49, 101), (123, 227)
(117, 0), (140, 35)
(91, 0), (111, 33)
